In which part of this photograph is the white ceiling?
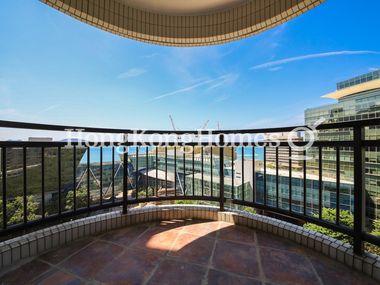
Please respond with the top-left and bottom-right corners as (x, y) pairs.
(120, 0), (245, 15)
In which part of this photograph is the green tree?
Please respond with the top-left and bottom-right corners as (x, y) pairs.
(137, 187), (155, 198)
(0, 196), (40, 225)
(367, 219), (380, 255)
(371, 220), (380, 237)
(65, 187), (88, 210)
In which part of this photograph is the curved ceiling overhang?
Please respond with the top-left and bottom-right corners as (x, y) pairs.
(41, 0), (325, 47)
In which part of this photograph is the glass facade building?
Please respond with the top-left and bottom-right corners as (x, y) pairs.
(305, 70), (380, 221)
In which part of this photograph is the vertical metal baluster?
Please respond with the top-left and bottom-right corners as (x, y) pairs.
(183, 149), (186, 196)
(276, 147), (279, 208)
(318, 146), (322, 220)
(174, 147), (177, 197)
(303, 149), (307, 216)
(211, 147), (213, 197)
(73, 145), (76, 211)
(252, 146), (255, 203)
(192, 146), (195, 196)
(165, 147), (168, 197)
(232, 146), (234, 199)
(2, 147), (7, 229)
(155, 147), (158, 196)
(289, 147), (292, 212)
(58, 146), (62, 215)
(126, 146), (129, 203)
(112, 147), (115, 203)
(146, 147), (149, 198)
(87, 147), (90, 209)
(201, 147), (204, 196)
(42, 147), (45, 218)
(242, 147), (245, 201)
(353, 126), (365, 255)
(264, 147), (267, 205)
(100, 147), (103, 205)
(123, 146), (128, 214)
(219, 135), (225, 211)
(136, 147), (139, 199)
(336, 147), (340, 225)
(23, 147), (27, 223)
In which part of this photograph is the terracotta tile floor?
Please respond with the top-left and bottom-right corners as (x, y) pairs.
(0, 219), (378, 285)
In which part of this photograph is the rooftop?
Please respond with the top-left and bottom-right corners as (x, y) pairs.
(322, 78), (380, 100)
(322, 69), (380, 100)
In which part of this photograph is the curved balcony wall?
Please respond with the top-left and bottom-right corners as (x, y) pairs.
(0, 205), (379, 282)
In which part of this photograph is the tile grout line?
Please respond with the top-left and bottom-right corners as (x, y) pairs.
(127, 222), (159, 249)
(304, 254), (324, 285)
(36, 232), (129, 284)
(53, 240), (126, 284)
(201, 222), (264, 284)
(166, 220), (188, 255)
(253, 231), (267, 285)
(200, 221), (222, 285)
(98, 224), (153, 251)
(18, 238), (99, 284)
(143, 219), (188, 285)
(40, 237), (98, 267)
(142, 262), (161, 285)
(31, 259), (90, 284)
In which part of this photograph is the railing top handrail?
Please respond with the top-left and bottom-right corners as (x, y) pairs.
(0, 118), (380, 135)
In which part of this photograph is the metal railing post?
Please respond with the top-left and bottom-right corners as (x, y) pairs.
(123, 138), (128, 214)
(353, 125), (365, 255)
(2, 147), (7, 229)
(219, 134), (225, 211)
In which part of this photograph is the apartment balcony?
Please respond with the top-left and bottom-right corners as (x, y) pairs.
(0, 119), (380, 284)
(0, 212), (378, 285)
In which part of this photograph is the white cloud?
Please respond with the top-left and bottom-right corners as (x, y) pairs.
(214, 94), (230, 103)
(0, 108), (17, 116)
(117, 68), (147, 79)
(207, 74), (239, 90)
(149, 74), (238, 102)
(142, 53), (160, 59)
(369, 67), (380, 72)
(245, 113), (305, 129)
(42, 104), (60, 113)
(268, 66), (283, 72)
(251, 50), (380, 70)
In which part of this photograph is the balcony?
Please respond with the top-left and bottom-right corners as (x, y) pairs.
(0, 213), (378, 285)
(0, 119), (380, 284)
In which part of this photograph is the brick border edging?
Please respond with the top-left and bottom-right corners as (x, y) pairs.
(0, 205), (379, 281)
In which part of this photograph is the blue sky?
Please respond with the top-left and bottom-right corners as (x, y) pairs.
(1, 0), (380, 132)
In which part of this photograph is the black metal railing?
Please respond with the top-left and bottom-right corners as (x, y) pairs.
(0, 119), (380, 255)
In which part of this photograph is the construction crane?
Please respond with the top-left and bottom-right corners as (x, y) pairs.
(169, 115), (181, 142)
(195, 119), (210, 143)
(169, 115), (176, 131)
(201, 120), (209, 130)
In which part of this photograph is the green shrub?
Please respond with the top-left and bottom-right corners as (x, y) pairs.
(304, 207), (380, 255)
